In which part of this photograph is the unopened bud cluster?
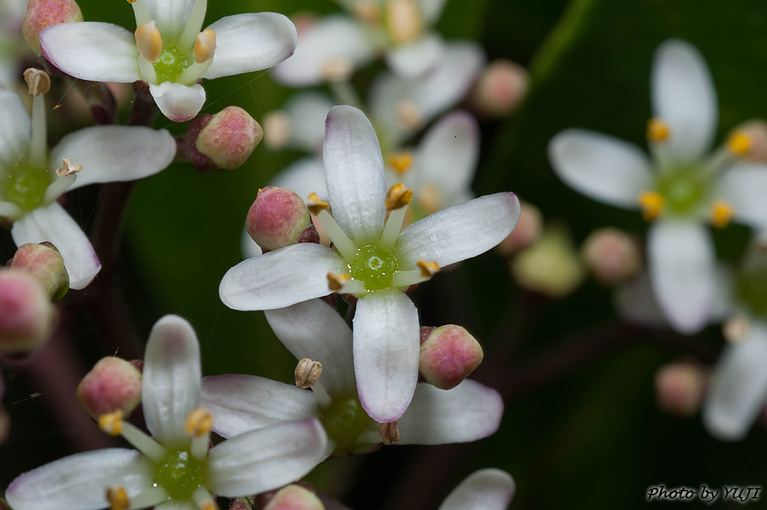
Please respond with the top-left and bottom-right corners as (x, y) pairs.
(0, 268), (57, 354)
(188, 107), (263, 171)
(471, 59), (528, 117)
(246, 187), (319, 252)
(23, 0), (82, 55)
(581, 228), (641, 285)
(10, 242), (69, 301)
(419, 325), (484, 390)
(77, 357), (143, 418)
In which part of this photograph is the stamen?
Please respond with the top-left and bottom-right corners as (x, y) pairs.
(55, 158), (82, 177)
(126, 0), (151, 27)
(646, 118), (670, 143)
(637, 191), (664, 222)
(723, 314), (750, 343)
(23, 68), (50, 96)
(308, 193), (358, 260)
(129, 487), (169, 509)
(138, 55), (158, 84)
(177, 0), (209, 52)
(106, 486), (130, 510)
(385, 183), (412, 211)
(387, 151), (414, 174)
(99, 410), (124, 436)
(392, 268), (429, 288)
(307, 193), (330, 215)
(726, 130), (751, 157)
(378, 421), (400, 445)
(177, 60), (213, 86)
(135, 21), (162, 63)
(24, 69), (49, 168)
(193, 29), (216, 64)
(709, 199), (735, 228)
(379, 184), (411, 251)
(417, 259), (440, 278)
(353, 0), (381, 24)
(185, 408), (213, 438)
(120, 419), (167, 462)
(386, 0), (423, 45)
(397, 100), (424, 130)
(294, 358), (323, 389)
(320, 57), (354, 83)
(327, 272), (366, 294)
(192, 487), (218, 510)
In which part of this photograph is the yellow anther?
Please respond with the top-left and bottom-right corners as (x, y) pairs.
(98, 410), (124, 436)
(726, 130), (751, 157)
(294, 358), (323, 389)
(56, 158), (82, 177)
(23, 68), (50, 96)
(194, 29), (217, 64)
(185, 408), (213, 438)
(386, 0), (423, 45)
(126, 0), (137, 3)
(646, 118), (671, 143)
(106, 486), (130, 510)
(723, 314), (750, 343)
(385, 183), (413, 211)
(396, 100), (424, 130)
(134, 21), (162, 63)
(378, 421), (400, 445)
(200, 501), (218, 510)
(637, 191), (664, 222)
(387, 151), (414, 175)
(307, 193), (330, 215)
(709, 199), (736, 228)
(353, 0), (382, 24)
(417, 259), (440, 278)
(327, 272), (350, 292)
(319, 57), (353, 83)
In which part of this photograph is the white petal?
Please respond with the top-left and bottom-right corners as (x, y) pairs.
(241, 226), (263, 259)
(220, 243), (345, 311)
(0, 201), (23, 220)
(6, 449), (152, 510)
(143, 0), (195, 40)
(271, 16), (375, 87)
(11, 203), (101, 289)
(438, 469), (515, 510)
(715, 164), (767, 231)
(704, 322), (767, 441)
(207, 418), (328, 497)
(40, 23), (141, 83)
(419, 0), (448, 25)
(49, 126), (175, 191)
(142, 315), (201, 445)
(648, 220), (716, 334)
(264, 299), (356, 397)
(270, 157), (327, 202)
(548, 129), (653, 208)
(385, 33), (444, 78)
(353, 290), (420, 422)
(201, 375), (320, 437)
(0, 90), (30, 170)
(324, 106), (387, 245)
(149, 82), (206, 122)
(203, 13), (297, 80)
(651, 39), (717, 162)
(397, 192), (520, 268)
(283, 93), (335, 151)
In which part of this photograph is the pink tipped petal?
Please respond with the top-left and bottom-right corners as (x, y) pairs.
(220, 243), (345, 311)
(201, 375), (320, 438)
(353, 290), (420, 422)
(6, 449), (151, 510)
(704, 322), (767, 441)
(386, 34), (444, 78)
(50, 126), (175, 191)
(283, 93), (335, 151)
(11, 203), (100, 289)
(438, 469), (515, 510)
(203, 13), (297, 79)
(149, 82), (206, 122)
(651, 39), (717, 162)
(40, 22), (141, 82)
(715, 165), (767, 231)
(648, 220), (716, 334)
(324, 106), (387, 245)
(265, 299), (356, 396)
(142, 315), (201, 444)
(270, 158), (328, 202)
(0, 90), (31, 169)
(397, 192), (520, 268)
(549, 129), (653, 209)
(207, 418), (328, 497)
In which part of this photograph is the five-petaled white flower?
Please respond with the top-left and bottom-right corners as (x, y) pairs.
(39, 0), (297, 121)
(549, 39), (767, 334)
(6, 315), (328, 510)
(220, 105), (520, 423)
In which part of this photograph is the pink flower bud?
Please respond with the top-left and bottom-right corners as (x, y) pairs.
(246, 187), (315, 252)
(655, 362), (706, 417)
(0, 269), (56, 354)
(471, 59), (528, 117)
(419, 325), (484, 390)
(188, 106), (263, 171)
(76, 356), (142, 418)
(259, 485), (324, 510)
(10, 242), (69, 301)
(23, 0), (83, 55)
(581, 228), (641, 285)
(731, 120), (767, 162)
(497, 201), (542, 256)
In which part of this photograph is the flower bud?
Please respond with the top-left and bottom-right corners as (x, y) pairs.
(419, 325), (484, 390)
(246, 187), (315, 252)
(188, 106), (263, 171)
(261, 485), (324, 510)
(581, 228), (641, 285)
(511, 225), (585, 297)
(76, 357), (142, 419)
(730, 120), (767, 162)
(471, 59), (528, 117)
(496, 201), (542, 256)
(655, 362), (706, 417)
(0, 268), (56, 354)
(23, 0), (83, 55)
(10, 242), (69, 301)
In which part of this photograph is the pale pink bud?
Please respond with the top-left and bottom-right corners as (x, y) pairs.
(188, 106), (263, 171)
(23, 0), (83, 55)
(471, 59), (528, 117)
(581, 228), (641, 285)
(497, 201), (542, 256)
(10, 242), (69, 301)
(0, 269), (56, 353)
(511, 225), (585, 297)
(261, 485), (324, 510)
(246, 187), (316, 252)
(655, 362), (707, 417)
(730, 120), (767, 162)
(76, 357), (142, 418)
(419, 325), (484, 390)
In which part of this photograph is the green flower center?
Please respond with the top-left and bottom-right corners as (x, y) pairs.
(3, 164), (50, 211)
(154, 449), (206, 500)
(153, 44), (190, 84)
(321, 397), (371, 451)
(736, 267), (767, 319)
(348, 244), (400, 291)
(655, 168), (708, 214)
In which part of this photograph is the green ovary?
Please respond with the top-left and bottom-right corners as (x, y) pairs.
(154, 449), (206, 500)
(348, 244), (400, 291)
(3, 164), (50, 211)
(736, 267), (767, 319)
(153, 45), (190, 84)
(321, 397), (371, 451)
(656, 168), (707, 214)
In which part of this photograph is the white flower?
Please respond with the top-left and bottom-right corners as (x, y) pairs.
(549, 39), (767, 334)
(201, 299), (504, 455)
(6, 315), (328, 510)
(39, 0), (297, 121)
(0, 86), (176, 289)
(221, 105), (520, 422)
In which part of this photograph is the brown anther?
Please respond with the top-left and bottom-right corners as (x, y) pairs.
(294, 358), (323, 389)
(385, 183), (413, 211)
(396, 100), (424, 130)
(98, 410), (124, 436)
(307, 193), (330, 215)
(327, 272), (350, 292)
(319, 57), (353, 83)
(646, 118), (670, 143)
(379, 421), (400, 445)
(55, 158), (82, 177)
(194, 29), (217, 64)
(723, 314), (750, 343)
(184, 408), (213, 438)
(386, 0), (423, 45)
(106, 486), (130, 510)
(135, 21), (163, 63)
(417, 259), (440, 278)
(353, 0), (382, 24)
(23, 68), (51, 96)
(387, 151), (414, 175)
